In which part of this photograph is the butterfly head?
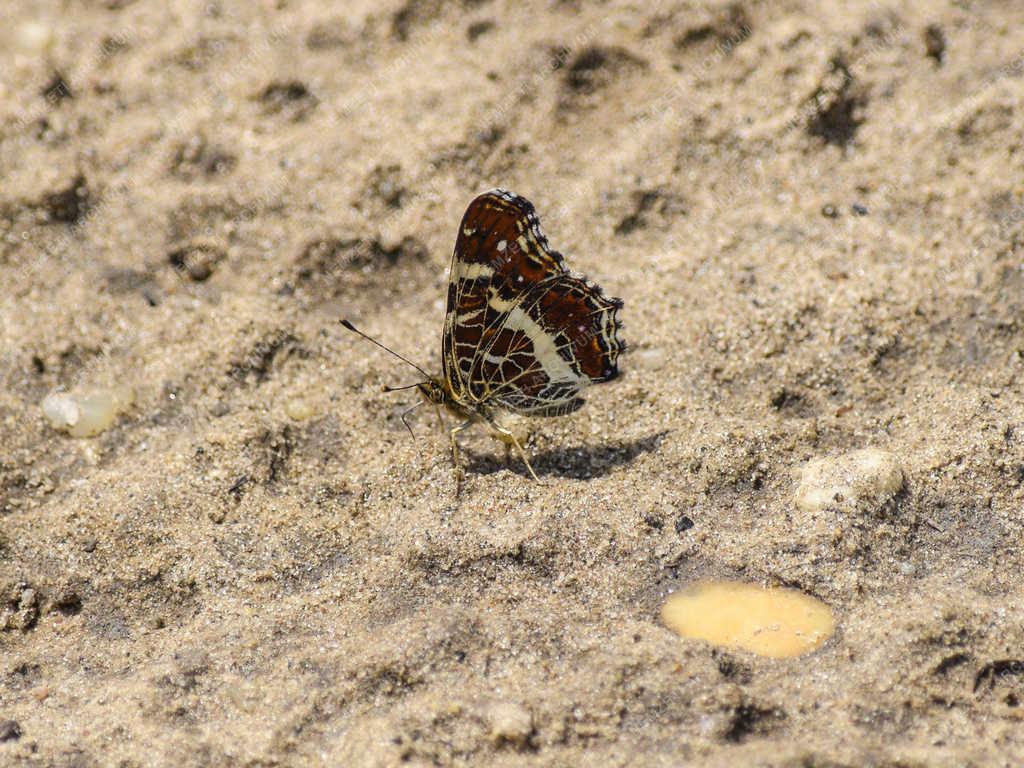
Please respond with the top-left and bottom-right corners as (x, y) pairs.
(417, 377), (449, 406)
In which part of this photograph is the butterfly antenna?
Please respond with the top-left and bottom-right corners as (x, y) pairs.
(340, 319), (432, 379)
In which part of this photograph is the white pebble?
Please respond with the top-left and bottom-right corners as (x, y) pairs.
(795, 448), (904, 514)
(18, 21), (54, 53)
(634, 347), (666, 371)
(482, 700), (532, 746)
(41, 388), (133, 437)
(41, 393), (79, 427)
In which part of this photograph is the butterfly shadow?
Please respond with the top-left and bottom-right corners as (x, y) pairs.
(464, 430), (670, 481)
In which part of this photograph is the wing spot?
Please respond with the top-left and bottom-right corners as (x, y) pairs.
(497, 239), (507, 252)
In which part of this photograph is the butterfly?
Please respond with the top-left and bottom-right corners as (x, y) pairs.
(343, 189), (625, 484)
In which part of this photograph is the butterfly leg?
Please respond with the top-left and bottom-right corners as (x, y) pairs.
(489, 422), (540, 482)
(449, 419), (472, 493)
(492, 429), (515, 467)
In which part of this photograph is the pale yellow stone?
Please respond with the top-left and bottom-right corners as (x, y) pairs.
(41, 388), (134, 437)
(661, 580), (835, 659)
(285, 398), (314, 421)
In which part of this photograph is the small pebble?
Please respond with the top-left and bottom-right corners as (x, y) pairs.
(285, 398), (314, 421)
(41, 388), (133, 437)
(675, 514), (695, 533)
(851, 203), (869, 216)
(482, 700), (533, 747)
(795, 448), (904, 514)
(698, 713), (721, 737)
(821, 204), (839, 218)
(634, 347), (666, 371)
(17, 21), (53, 53)
(924, 24), (946, 65)
(0, 720), (21, 742)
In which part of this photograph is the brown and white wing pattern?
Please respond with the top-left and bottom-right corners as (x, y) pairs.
(442, 189), (624, 417)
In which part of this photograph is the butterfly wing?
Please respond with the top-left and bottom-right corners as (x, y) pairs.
(474, 272), (624, 416)
(442, 189), (566, 401)
(442, 189), (624, 417)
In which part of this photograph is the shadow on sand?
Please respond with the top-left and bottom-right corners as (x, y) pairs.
(464, 430), (669, 480)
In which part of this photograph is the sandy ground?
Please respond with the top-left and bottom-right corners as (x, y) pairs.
(1, 0), (1023, 765)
